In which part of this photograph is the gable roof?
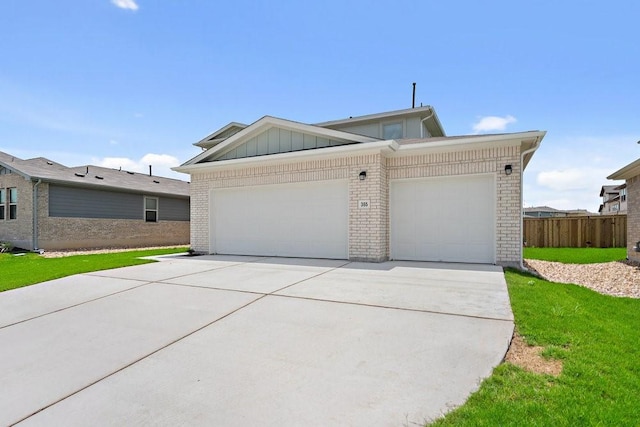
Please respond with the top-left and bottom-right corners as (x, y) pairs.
(607, 158), (640, 180)
(181, 116), (380, 166)
(193, 122), (248, 150)
(599, 185), (619, 197)
(0, 151), (189, 198)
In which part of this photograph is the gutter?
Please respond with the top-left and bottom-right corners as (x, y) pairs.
(519, 138), (543, 270)
(419, 108), (435, 138)
(32, 179), (42, 252)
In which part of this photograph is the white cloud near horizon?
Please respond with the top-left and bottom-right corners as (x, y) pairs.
(472, 115), (517, 133)
(111, 0), (139, 11)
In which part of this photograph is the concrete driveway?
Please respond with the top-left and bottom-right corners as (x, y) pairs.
(0, 255), (514, 426)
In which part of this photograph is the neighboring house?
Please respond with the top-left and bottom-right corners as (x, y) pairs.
(599, 184), (627, 214)
(523, 206), (596, 218)
(523, 206), (568, 218)
(0, 152), (190, 251)
(608, 159), (640, 262)
(174, 106), (546, 268)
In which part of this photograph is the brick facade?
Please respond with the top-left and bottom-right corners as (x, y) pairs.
(627, 175), (640, 263)
(190, 144), (524, 266)
(0, 178), (189, 251)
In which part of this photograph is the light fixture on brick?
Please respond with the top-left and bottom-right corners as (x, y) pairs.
(504, 164), (513, 175)
(359, 171), (367, 180)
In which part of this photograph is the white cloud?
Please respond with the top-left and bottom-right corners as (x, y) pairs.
(111, 0), (139, 11)
(472, 115), (516, 133)
(93, 153), (184, 180)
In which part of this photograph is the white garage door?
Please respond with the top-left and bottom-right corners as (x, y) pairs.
(390, 174), (495, 263)
(211, 180), (348, 259)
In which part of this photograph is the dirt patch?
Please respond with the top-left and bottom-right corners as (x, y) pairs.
(524, 259), (640, 299)
(505, 333), (563, 376)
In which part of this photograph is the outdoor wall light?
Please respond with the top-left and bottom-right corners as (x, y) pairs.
(504, 164), (513, 175)
(359, 171), (367, 180)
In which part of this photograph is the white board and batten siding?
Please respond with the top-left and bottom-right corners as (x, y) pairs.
(390, 174), (496, 264)
(210, 180), (349, 259)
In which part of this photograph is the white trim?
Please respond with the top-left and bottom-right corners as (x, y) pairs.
(608, 158), (640, 180)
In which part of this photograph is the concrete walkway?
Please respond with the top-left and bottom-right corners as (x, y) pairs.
(0, 255), (514, 426)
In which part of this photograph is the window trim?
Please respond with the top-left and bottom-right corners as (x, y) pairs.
(144, 196), (159, 223)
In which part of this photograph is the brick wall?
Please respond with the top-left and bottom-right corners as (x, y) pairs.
(0, 173), (34, 249)
(189, 145), (524, 265)
(627, 175), (640, 262)
(385, 145), (521, 266)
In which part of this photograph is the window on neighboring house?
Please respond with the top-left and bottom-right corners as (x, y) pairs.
(144, 196), (158, 222)
(621, 188), (627, 202)
(612, 203), (619, 211)
(8, 188), (17, 220)
(0, 188), (5, 220)
(382, 122), (403, 139)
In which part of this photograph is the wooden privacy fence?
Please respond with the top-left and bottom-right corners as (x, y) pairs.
(524, 215), (627, 248)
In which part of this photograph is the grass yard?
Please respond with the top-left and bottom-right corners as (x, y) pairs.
(0, 247), (188, 292)
(429, 268), (640, 426)
(523, 247), (627, 264)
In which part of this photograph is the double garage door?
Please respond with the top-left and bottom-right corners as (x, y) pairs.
(210, 174), (495, 263)
(211, 180), (349, 259)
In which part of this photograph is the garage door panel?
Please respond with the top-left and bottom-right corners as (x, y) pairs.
(211, 181), (348, 259)
(391, 174), (495, 264)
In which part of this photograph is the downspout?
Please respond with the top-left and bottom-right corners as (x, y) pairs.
(32, 179), (42, 252)
(519, 139), (542, 270)
(420, 108), (435, 138)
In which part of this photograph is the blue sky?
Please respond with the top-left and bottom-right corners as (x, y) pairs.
(1, 0), (639, 212)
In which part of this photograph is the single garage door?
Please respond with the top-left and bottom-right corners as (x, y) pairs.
(211, 180), (348, 259)
(390, 174), (495, 263)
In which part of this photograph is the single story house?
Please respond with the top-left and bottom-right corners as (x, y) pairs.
(608, 158), (640, 262)
(0, 151), (190, 251)
(174, 106), (546, 268)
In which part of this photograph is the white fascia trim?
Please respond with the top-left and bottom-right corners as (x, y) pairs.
(0, 162), (32, 180)
(315, 106), (434, 127)
(174, 140), (399, 174)
(193, 122), (248, 147)
(392, 131), (546, 156)
(182, 116), (380, 166)
(607, 158), (640, 180)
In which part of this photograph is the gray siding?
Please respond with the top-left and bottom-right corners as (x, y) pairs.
(49, 185), (189, 221)
(159, 197), (190, 221)
(215, 128), (355, 161)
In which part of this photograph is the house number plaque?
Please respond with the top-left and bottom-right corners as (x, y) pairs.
(359, 200), (370, 209)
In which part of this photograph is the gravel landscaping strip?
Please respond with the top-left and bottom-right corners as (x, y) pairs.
(525, 259), (640, 299)
(41, 246), (185, 258)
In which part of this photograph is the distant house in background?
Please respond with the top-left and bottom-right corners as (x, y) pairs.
(523, 206), (568, 218)
(523, 206), (595, 218)
(599, 184), (627, 214)
(0, 151), (190, 251)
(608, 159), (640, 263)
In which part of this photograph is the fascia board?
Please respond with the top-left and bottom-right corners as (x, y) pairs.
(182, 116), (380, 166)
(192, 122), (247, 147)
(174, 140), (398, 174)
(315, 106), (434, 127)
(392, 131), (546, 156)
(607, 158), (640, 180)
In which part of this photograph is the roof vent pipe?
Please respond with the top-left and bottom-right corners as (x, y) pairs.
(86, 166), (89, 174)
(412, 82), (416, 108)
(149, 165), (152, 176)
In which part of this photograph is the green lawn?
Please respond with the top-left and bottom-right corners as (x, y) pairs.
(429, 268), (640, 426)
(0, 247), (188, 292)
(523, 247), (627, 264)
